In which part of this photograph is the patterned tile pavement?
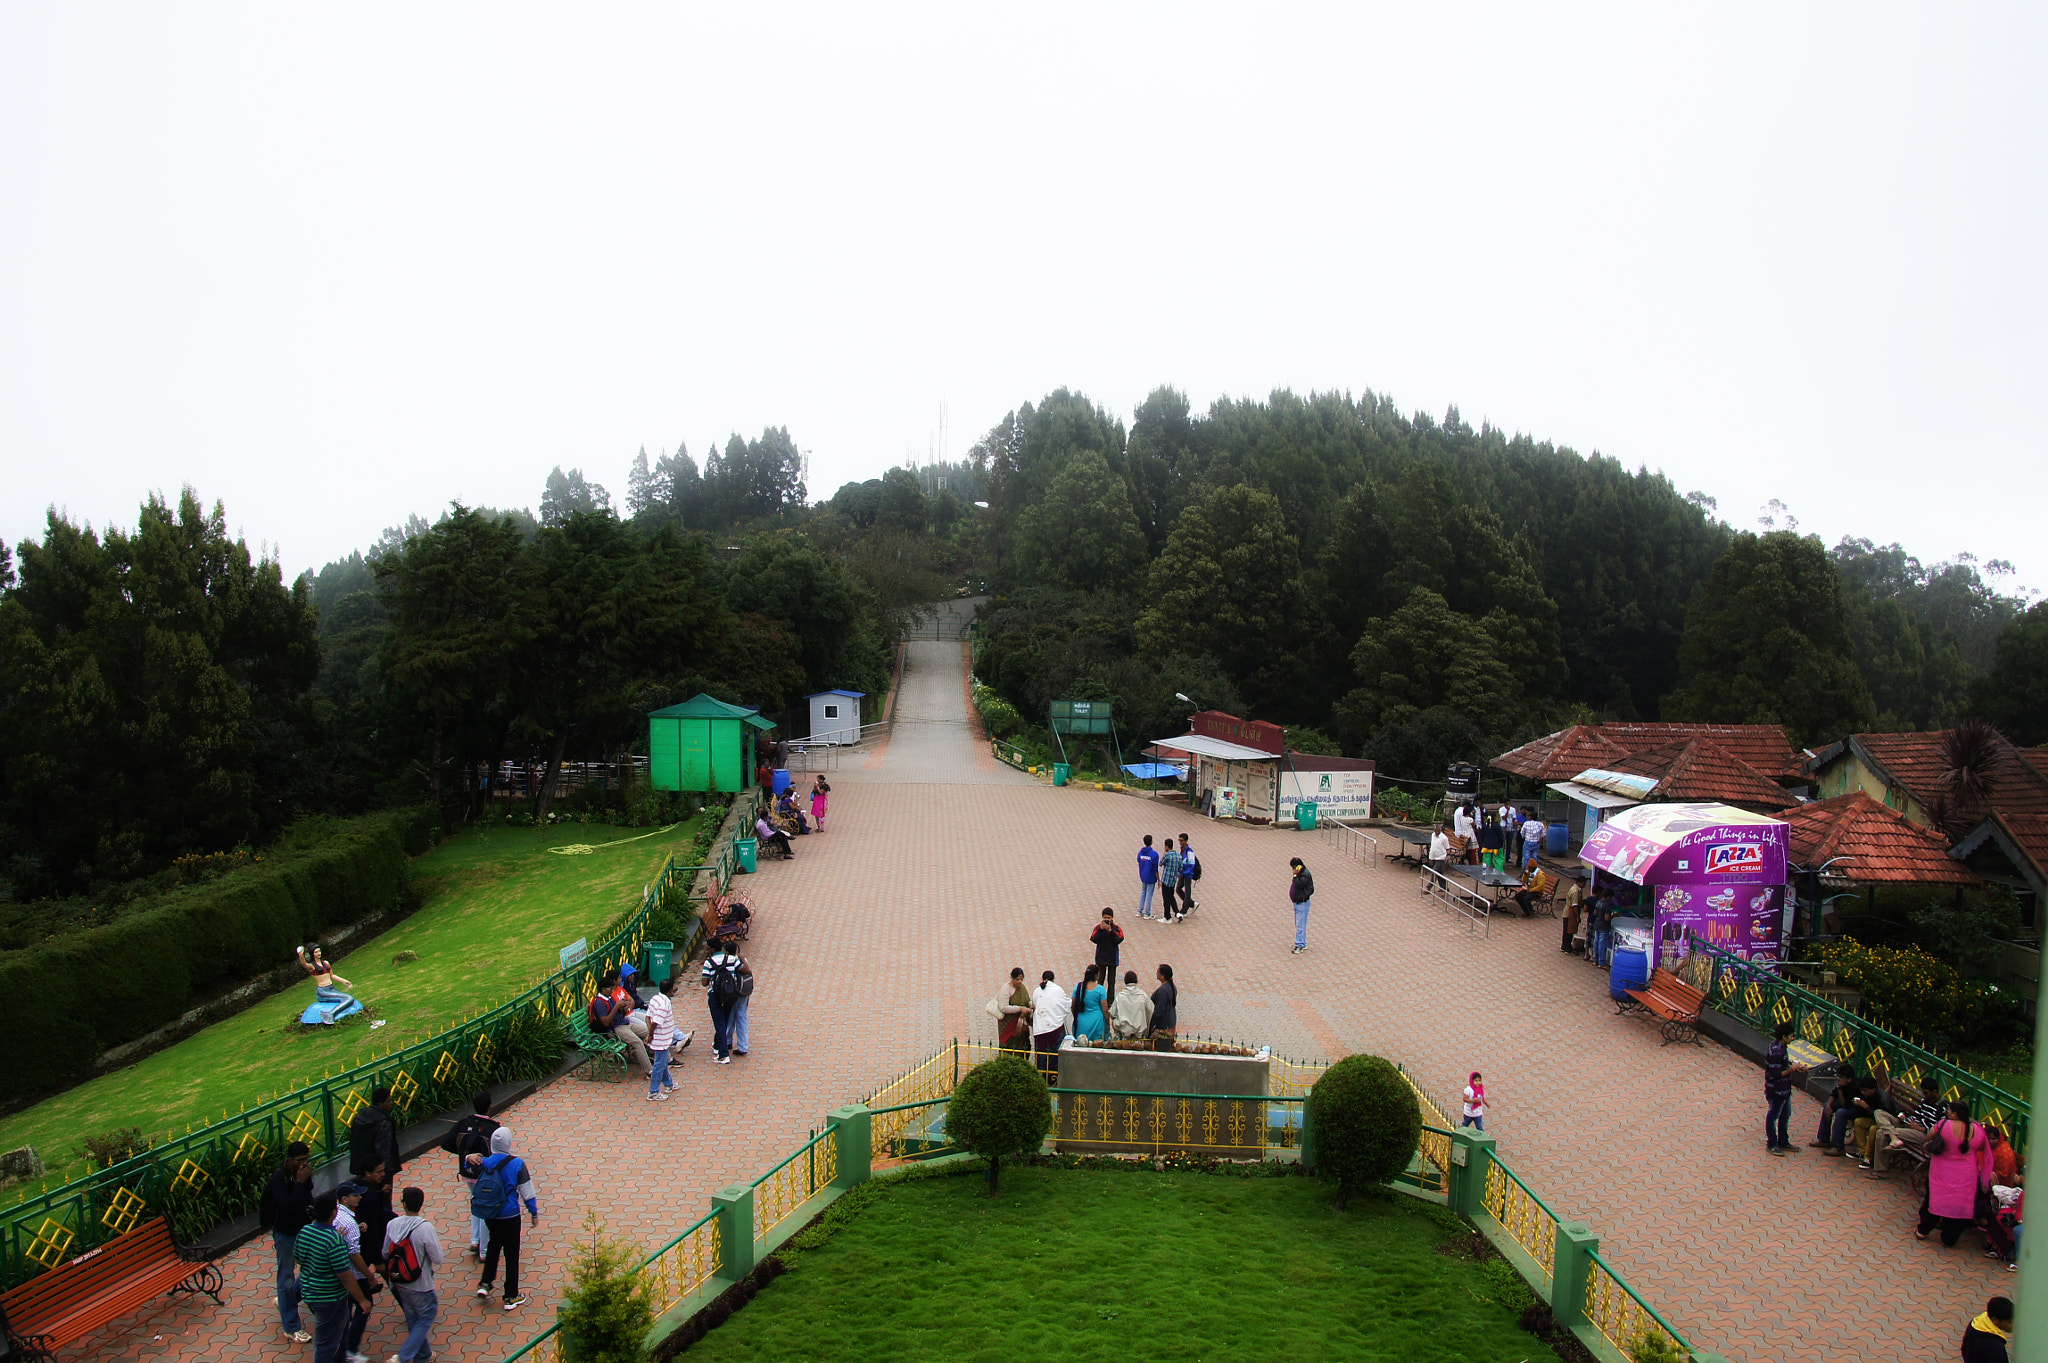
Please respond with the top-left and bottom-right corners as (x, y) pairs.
(88, 635), (2008, 1363)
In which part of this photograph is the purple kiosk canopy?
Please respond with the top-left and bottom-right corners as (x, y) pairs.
(1579, 802), (1790, 967)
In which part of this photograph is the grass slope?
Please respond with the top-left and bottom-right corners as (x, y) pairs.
(0, 817), (700, 1186)
(691, 1166), (1551, 1363)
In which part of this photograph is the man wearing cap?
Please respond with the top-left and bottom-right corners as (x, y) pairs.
(333, 1180), (382, 1362)
(265, 1140), (316, 1343)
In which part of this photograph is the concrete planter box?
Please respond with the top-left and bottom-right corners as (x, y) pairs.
(1053, 1049), (1271, 1156)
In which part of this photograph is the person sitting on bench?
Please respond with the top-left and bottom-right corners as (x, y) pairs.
(1866, 1077), (1944, 1177)
(1810, 1066), (1861, 1154)
(775, 789), (810, 834)
(755, 813), (795, 859)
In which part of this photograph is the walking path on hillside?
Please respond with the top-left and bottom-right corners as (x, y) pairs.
(98, 630), (2004, 1363)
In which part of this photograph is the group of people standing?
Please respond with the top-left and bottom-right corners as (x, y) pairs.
(1134, 832), (1200, 922)
(268, 1088), (542, 1362)
(1439, 801), (1547, 873)
(753, 772), (830, 858)
(995, 955), (1179, 1076)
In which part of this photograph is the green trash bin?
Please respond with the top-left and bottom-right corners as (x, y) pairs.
(1053, 763), (1071, 787)
(1297, 801), (1317, 831)
(642, 941), (675, 987)
(736, 838), (758, 873)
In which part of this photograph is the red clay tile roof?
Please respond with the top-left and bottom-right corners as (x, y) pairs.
(1595, 722), (1805, 781)
(1782, 792), (1981, 885)
(1842, 730), (2048, 889)
(1605, 737), (1798, 809)
(1489, 725), (1634, 781)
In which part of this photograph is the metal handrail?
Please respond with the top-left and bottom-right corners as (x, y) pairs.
(1419, 864), (1493, 937)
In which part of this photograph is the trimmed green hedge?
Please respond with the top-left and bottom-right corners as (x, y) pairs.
(0, 807), (439, 1103)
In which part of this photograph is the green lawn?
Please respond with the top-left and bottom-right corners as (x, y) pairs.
(0, 816), (701, 1186)
(690, 1166), (1553, 1363)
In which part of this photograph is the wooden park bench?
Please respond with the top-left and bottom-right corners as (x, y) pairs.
(565, 1005), (629, 1082)
(0, 1216), (220, 1362)
(701, 886), (753, 945)
(1617, 967), (1706, 1046)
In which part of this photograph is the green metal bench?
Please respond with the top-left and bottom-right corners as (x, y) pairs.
(564, 1008), (629, 1082)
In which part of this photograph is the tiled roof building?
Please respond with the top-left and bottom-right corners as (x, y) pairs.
(1782, 792), (1980, 886)
(1606, 737), (1798, 811)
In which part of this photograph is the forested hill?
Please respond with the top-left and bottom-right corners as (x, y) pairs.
(966, 387), (2034, 778)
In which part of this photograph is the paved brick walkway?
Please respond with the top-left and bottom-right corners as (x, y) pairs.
(93, 636), (2005, 1363)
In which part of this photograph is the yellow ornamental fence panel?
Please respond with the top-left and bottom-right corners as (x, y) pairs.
(286, 1108), (324, 1152)
(471, 1032), (496, 1072)
(232, 1132), (269, 1168)
(390, 1070), (421, 1114)
(337, 1091), (370, 1129)
(1480, 1162), (1556, 1286)
(1585, 1255), (1688, 1361)
(434, 1050), (461, 1086)
(24, 1218), (76, 1269)
(101, 1186), (147, 1236)
(170, 1160), (210, 1197)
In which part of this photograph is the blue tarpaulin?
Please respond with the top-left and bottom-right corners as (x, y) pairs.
(1121, 762), (1185, 781)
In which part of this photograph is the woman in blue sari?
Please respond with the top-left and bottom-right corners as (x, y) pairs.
(296, 943), (365, 1025)
(1073, 964), (1109, 1042)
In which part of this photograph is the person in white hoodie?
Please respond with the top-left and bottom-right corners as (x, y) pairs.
(1031, 970), (1072, 1081)
(1109, 970), (1155, 1040)
(382, 1185), (445, 1363)
(467, 1127), (539, 1311)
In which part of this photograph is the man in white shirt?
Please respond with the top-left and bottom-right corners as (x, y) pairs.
(1522, 811), (1546, 870)
(1427, 825), (1451, 873)
(333, 1181), (379, 1362)
(1452, 803), (1476, 843)
(645, 976), (678, 1101)
(1031, 970), (1072, 1081)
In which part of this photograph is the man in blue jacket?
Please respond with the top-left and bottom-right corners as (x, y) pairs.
(1136, 835), (1160, 919)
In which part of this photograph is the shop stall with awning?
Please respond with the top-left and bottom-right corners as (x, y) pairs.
(1150, 732), (1280, 821)
(1578, 802), (1791, 969)
(1547, 769), (1660, 846)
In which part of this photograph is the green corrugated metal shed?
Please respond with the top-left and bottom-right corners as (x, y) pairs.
(647, 694), (776, 793)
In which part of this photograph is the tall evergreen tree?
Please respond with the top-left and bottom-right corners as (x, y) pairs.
(1662, 531), (1874, 745)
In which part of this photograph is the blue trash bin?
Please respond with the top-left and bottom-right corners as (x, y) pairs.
(1547, 820), (1569, 855)
(773, 768), (791, 795)
(1609, 947), (1650, 1001)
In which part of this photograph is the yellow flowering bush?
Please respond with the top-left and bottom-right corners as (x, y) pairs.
(1817, 938), (2021, 1049)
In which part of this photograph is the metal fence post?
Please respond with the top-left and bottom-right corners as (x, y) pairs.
(712, 1184), (755, 1281)
(1549, 1221), (1597, 1325)
(1448, 1128), (1494, 1220)
(1299, 1101), (1314, 1172)
(828, 1105), (872, 1188)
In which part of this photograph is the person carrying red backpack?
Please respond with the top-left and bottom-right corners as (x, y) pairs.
(382, 1185), (445, 1363)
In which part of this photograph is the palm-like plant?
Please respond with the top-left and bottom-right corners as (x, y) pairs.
(1926, 718), (2008, 839)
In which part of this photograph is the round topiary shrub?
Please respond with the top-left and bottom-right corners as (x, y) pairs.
(1305, 1053), (1422, 1207)
(945, 1054), (1053, 1193)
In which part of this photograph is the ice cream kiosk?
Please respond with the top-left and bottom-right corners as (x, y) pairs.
(1577, 802), (1790, 970)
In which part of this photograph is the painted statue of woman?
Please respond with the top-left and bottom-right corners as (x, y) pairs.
(296, 942), (365, 1025)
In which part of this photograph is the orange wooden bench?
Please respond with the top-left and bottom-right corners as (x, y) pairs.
(0, 1216), (221, 1362)
(1618, 967), (1706, 1047)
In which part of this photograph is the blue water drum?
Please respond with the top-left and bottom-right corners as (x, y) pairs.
(1547, 820), (1568, 855)
(1609, 947), (1651, 1001)
(773, 768), (791, 795)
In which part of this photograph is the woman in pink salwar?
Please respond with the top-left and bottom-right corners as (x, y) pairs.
(1917, 1102), (1995, 1248)
(810, 775), (830, 831)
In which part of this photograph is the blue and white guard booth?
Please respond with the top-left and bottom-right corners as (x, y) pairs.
(806, 690), (865, 745)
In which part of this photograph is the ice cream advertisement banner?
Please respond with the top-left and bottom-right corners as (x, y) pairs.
(1578, 803), (1789, 966)
(1653, 883), (1785, 968)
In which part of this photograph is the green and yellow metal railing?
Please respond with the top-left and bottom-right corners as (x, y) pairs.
(1682, 933), (2029, 1146)
(495, 1039), (1716, 1363)
(0, 805), (749, 1293)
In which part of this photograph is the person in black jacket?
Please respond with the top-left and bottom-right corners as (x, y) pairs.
(265, 1141), (316, 1343)
(439, 1092), (500, 1257)
(1961, 1296), (2014, 1363)
(349, 1086), (402, 1179)
(1288, 859), (1314, 954)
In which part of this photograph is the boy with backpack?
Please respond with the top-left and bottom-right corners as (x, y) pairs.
(383, 1185), (444, 1363)
(1174, 833), (1201, 919)
(438, 1093), (499, 1256)
(701, 944), (748, 1064)
(467, 1128), (539, 1311)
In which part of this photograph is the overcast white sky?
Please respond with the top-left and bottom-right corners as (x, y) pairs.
(3, 4), (2042, 590)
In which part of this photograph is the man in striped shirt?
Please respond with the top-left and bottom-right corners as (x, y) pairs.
(645, 976), (679, 1101)
(296, 1192), (370, 1363)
